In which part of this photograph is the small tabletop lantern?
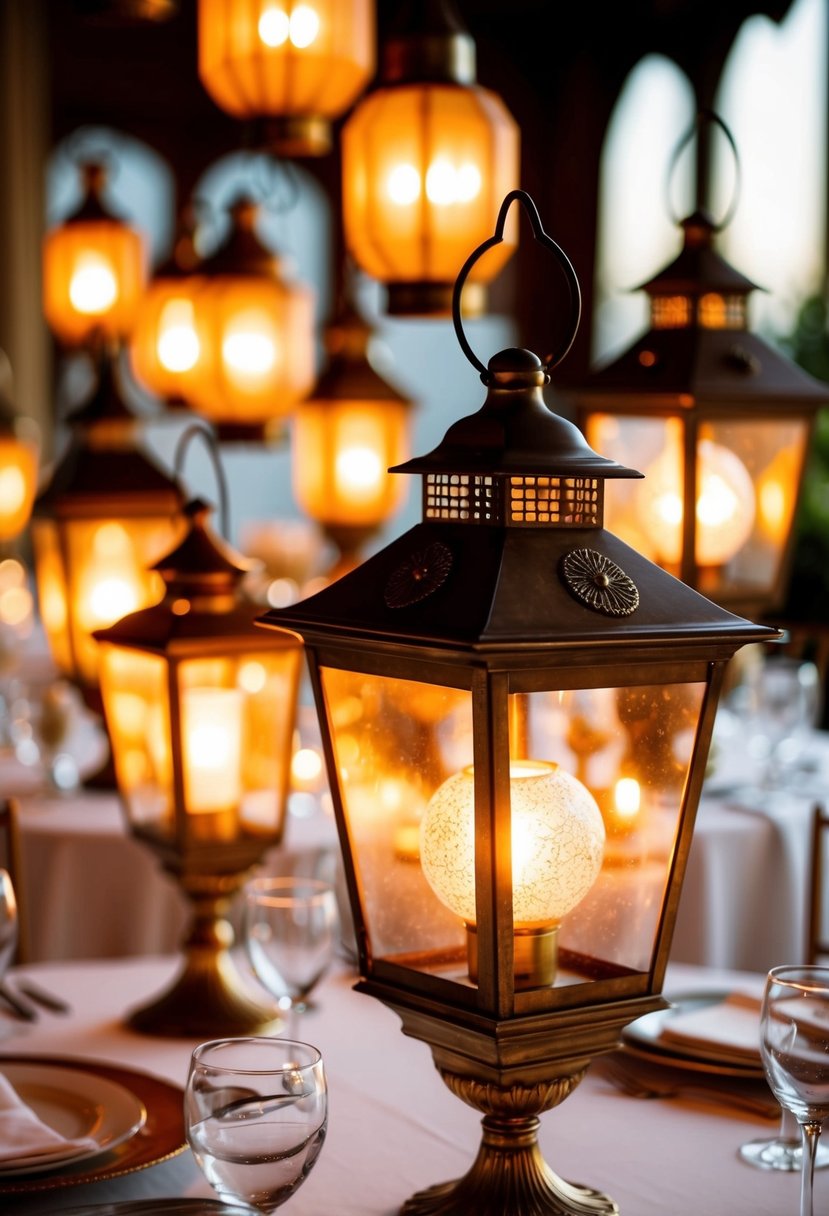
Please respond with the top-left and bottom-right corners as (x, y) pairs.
(42, 160), (147, 350)
(94, 494), (304, 1037)
(341, 0), (519, 317)
(180, 195), (316, 442)
(575, 113), (829, 618)
(259, 191), (774, 1215)
(292, 289), (414, 580)
(31, 346), (186, 703)
(198, 0), (375, 158)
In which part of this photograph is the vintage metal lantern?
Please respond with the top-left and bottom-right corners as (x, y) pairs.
(181, 195), (316, 441)
(292, 291), (413, 580)
(259, 192), (774, 1215)
(94, 494), (304, 1037)
(31, 346), (186, 701)
(197, 0), (374, 157)
(42, 160), (147, 349)
(341, 0), (519, 317)
(575, 115), (829, 618)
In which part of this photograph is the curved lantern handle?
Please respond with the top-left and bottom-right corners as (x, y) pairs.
(173, 422), (231, 541)
(666, 108), (742, 233)
(451, 189), (582, 382)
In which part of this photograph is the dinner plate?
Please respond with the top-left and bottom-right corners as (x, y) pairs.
(0, 1056), (187, 1196)
(0, 1062), (147, 1177)
(621, 991), (766, 1079)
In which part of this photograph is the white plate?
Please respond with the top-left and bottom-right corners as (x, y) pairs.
(621, 992), (766, 1078)
(0, 1062), (147, 1177)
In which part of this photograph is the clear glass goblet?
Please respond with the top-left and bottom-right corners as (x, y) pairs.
(185, 1036), (327, 1214)
(760, 965), (829, 1216)
(740, 1104), (829, 1171)
(243, 876), (339, 1021)
(750, 657), (820, 791)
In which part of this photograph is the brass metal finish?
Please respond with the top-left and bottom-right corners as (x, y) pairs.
(259, 115), (332, 159)
(126, 870), (280, 1038)
(387, 281), (485, 319)
(560, 549), (639, 616)
(467, 924), (559, 989)
(401, 1072), (617, 1215)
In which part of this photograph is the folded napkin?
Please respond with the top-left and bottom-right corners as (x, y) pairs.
(658, 992), (762, 1064)
(0, 1070), (99, 1165)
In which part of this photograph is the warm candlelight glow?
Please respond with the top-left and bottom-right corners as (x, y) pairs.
(69, 253), (118, 314)
(157, 298), (200, 372)
(420, 759), (605, 928)
(182, 687), (243, 819)
(0, 434), (37, 541)
(292, 746), (323, 786)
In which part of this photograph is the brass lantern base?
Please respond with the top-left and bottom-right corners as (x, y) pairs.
(467, 924), (559, 989)
(402, 1070), (617, 1216)
(126, 869), (281, 1038)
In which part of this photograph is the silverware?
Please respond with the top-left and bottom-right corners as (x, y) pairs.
(15, 978), (71, 1014)
(0, 980), (36, 1021)
(595, 1053), (779, 1120)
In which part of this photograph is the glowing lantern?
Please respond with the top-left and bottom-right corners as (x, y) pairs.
(182, 196), (316, 441)
(575, 117), (829, 617)
(292, 293), (413, 579)
(42, 161), (147, 349)
(260, 191), (774, 1214)
(94, 496), (304, 1036)
(0, 358), (38, 548)
(130, 210), (205, 408)
(31, 347), (185, 701)
(341, 0), (520, 316)
(197, 0), (374, 157)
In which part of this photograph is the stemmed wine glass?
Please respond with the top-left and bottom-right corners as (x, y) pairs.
(185, 1036), (327, 1214)
(243, 876), (339, 1031)
(759, 965), (829, 1216)
(0, 869), (18, 978)
(740, 1104), (829, 1172)
(749, 658), (820, 793)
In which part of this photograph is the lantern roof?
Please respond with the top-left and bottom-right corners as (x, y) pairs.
(308, 297), (413, 407)
(34, 349), (184, 518)
(93, 498), (295, 653)
(636, 210), (759, 297)
(64, 160), (127, 226)
(200, 195), (281, 279)
(262, 345), (775, 656)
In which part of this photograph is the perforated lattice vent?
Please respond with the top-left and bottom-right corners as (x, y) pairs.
(424, 474), (501, 523)
(509, 476), (601, 525)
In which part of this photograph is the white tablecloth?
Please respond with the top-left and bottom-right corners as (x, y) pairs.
(0, 954), (826, 1216)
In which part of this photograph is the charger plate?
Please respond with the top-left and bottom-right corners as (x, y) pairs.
(621, 992), (766, 1079)
(0, 1056), (186, 1196)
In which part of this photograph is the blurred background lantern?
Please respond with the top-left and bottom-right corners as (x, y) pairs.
(94, 478), (304, 1037)
(177, 194), (316, 442)
(340, 0), (520, 317)
(0, 349), (39, 551)
(30, 344), (186, 708)
(42, 159), (147, 351)
(129, 205), (205, 411)
(575, 113), (829, 619)
(260, 192), (775, 1215)
(197, 0), (375, 158)
(292, 279), (414, 581)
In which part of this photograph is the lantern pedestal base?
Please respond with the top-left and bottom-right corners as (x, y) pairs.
(126, 869), (281, 1039)
(401, 1068), (617, 1216)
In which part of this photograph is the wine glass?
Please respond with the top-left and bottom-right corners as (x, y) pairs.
(759, 965), (829, 1216)
(186, 1036), (327, 1214)
(0, 869), (18, 978)
(740, 1104), (829, 1171)
(749, 658), (820, 791)
(243, 876), (339, 1024)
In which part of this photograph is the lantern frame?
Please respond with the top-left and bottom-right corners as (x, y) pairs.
(574, 116), (829, 619)
(260, 192), (775, 1214)
(31, 346), (186, 709)
(94, 495), (304, 1037)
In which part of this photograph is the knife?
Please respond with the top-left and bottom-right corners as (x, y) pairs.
(0, 980), (36, 1021)
(15, 979), (71, 1014)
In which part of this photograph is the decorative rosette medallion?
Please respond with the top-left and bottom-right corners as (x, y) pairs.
(384, 542), (454, 608)
(560, 548), (639, 617)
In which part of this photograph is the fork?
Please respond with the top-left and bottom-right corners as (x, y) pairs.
(595, 1054), (779, 1120)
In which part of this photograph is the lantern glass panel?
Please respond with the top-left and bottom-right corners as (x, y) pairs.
(30, 520), (72, 674)
(42, 220), (146, 345)
(342, 84), (519, 284)
(99, 644), (173, 835)
(0, 435), (38, 541)
(130, 278), (206, 402)
(320, 666), (473, 963)
(695, 417), (808, 600)
(176, 648), (302, 840)
(320, 662), (707, 994)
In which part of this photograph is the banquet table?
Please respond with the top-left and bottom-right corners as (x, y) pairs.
(0, 953), (825, 1216)
(8, 730), (828, 973)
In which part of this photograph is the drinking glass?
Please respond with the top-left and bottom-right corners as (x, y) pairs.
(750, 658), (820, 790)
(243, 876), (339, 1018)
(760, 965), (829, 1216)
(740, 1105), (829, 1171)
(185, 1036), (327, 1214)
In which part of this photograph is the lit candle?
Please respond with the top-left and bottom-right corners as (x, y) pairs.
(182, 687), (242, 838)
